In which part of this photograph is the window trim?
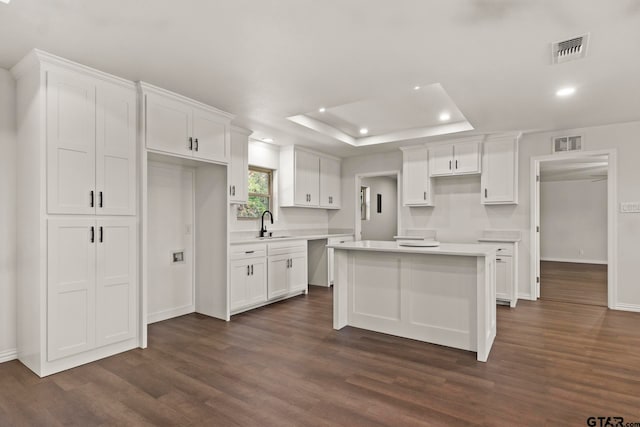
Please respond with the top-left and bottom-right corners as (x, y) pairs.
(237, 166), (273, 219)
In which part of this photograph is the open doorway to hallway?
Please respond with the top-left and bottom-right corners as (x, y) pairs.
(355, 171), (400, 241)
(538, 154), (608, 306)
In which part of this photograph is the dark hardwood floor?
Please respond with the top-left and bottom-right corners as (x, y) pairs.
(541, 261), (608, 306)
(2, 287), (640, 426)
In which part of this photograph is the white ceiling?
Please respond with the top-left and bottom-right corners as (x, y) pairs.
(1, 0), (639, 157)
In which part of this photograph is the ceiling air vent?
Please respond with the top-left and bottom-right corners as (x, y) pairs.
(551, 34), (589, 64)
(552, 135), (583, 153)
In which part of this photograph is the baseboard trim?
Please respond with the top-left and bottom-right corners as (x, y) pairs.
(614, 304), (640, 313)
(541, 257), (607, 265)
(147, 305), (195, 324)
(0, 348), (18, 363)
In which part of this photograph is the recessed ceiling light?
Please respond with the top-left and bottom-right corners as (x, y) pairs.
(413, 86), (421, 91)
(359, 128), (369, 135)
(439, 112), (451, 122)
(261, 138), (274, 143)
(318, 107), (326, 113)
(556, 87), (576, 97)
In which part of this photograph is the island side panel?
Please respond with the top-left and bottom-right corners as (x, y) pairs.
(476, 255), (497, 362)
(333, 249), (349, 329)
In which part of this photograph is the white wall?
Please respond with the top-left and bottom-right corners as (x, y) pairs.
(0, 69), (17, 360)
(331, 120), (640, 309)
(147, 162), (195, 323)
(229, 140), (329, 233)
(361, 176), (397, 240)
(540, 179), (607, 264)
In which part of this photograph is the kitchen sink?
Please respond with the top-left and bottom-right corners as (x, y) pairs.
(257, 235), (292, 240)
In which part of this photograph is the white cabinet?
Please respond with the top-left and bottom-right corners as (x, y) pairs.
(267, 239), (308, 299)
(230, 257), (267, 312)
(267, 254), (291, 299)
(320, 157), (341, 209)
(48, 218), (136, 361)
(142, 83), (233, 165)
(47, 70), (136, 215)
(327, 235), (354, 286)
(479, 241), (518, 307)
(229, 126), (250, 203)
(401, 146), (433, 206)
(429, 138), (482, 177)
(481, 135), (519, 205)
(280, 146), (341, 209)
(288, 253), (308, 293)
(13, 50), (140, 377)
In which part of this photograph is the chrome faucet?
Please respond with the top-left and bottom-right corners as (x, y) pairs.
(260, 210), (273, 237)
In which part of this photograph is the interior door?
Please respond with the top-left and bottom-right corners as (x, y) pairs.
(192, 107), (229, 163)
(230, 260), (250, 310)
(534, 161), (541, 298)
(294, 150), (319, 206)
(96, 82), (137, 215)
(320, 157), (341, 208)
(288, 253), (308, 293)
(46, 70), (96, 214)
(268, 255), (289, 299)
(454, 142), (481, 174)
(96, 219), (137, 347)
(145, 92), (192, 157)
(429, 145), (454, 176)
(47, 219), (96, 361)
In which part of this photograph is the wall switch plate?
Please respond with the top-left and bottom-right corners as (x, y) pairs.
(620, 202), (640, 213)
(172, 251), (185, 263)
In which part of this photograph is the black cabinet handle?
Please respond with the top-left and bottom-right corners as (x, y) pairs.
(496, 258), (503, 262)
(251, 264), (254, 275)
(424, 191), (427, 200)
(245, 250), (254, 254)
(90, 191), (94, 208)
(449, 160), (452, 170)
(455, 160), (458, 169)
(194, 138), (199, 152)
(247, 265), (250, 276)
(484, 188), (488, 198)
(232, 185), (236, 196)
(99, 191), (103, 208)
(90, 226), (95, 243)
(99, 226), (103, 243)
(189, 137), (193, 150)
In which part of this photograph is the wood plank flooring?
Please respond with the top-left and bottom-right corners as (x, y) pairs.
(541, 261), (608, 306)
(2, 287), (640, 426)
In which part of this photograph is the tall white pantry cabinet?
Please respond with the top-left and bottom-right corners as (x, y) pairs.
(12, 50), (139, 377)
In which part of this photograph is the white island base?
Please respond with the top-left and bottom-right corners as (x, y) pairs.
(329, 241), (497, 362)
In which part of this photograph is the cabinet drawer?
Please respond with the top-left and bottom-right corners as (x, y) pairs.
(267, 240), (307, 256)
(230, 243), (266, 260)
(495, 245), (513, 257)
(327, 236), (354, 245)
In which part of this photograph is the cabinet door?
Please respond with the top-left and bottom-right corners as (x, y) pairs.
(96, 219), (137, 347)
(96, 83), (137, 215)
(495, 256), (513, 302)
(47, 219), (96, 361)
(288, 253), (308, 293)
(403, 147), (431, 205)
(230, 260), (250, 310)
(247, 258), (268, 305)
(192, 107), (230, 163)
(46, 70), (96, 214)
(268, 255), (290, 299)
(229, 130), (249, 203)
(429, 145), (454, 176)
(294, 150), (320, 206)
(482, 138), (517, 204)
(319, 157), (341, 208)
(453, 142), (481, 175)
(145, 92), (192, 157)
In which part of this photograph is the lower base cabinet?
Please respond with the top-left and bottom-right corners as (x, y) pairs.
(230, 240), (308, 315)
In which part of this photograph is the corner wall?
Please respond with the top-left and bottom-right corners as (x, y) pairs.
(0, 68), (17, 361)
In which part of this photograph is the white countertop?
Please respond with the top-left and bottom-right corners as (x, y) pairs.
(230, 233), (353, 245)
(478, 237), (521, 243)
(327, 240), (498, 257)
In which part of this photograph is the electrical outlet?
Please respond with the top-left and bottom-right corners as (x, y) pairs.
(620, 202), (640, 213)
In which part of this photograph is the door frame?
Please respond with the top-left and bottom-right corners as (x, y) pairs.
(354, 170), (402, 241)
(529, 149), (617, 308)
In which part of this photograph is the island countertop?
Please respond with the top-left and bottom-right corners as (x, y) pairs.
(327, 240), (498, 257)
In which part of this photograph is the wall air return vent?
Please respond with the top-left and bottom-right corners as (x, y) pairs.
(552, 135), (583, 153)
(551, 34), (589, 64)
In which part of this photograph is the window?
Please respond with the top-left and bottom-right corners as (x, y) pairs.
(237, 166), (273, 219)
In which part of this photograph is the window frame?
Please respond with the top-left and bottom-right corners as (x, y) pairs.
(236, 166), (273, 219)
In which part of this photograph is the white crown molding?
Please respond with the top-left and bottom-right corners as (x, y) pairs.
(231, 125), (253, 136)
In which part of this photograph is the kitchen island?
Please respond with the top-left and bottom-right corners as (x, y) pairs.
(327, 241), (497, 362)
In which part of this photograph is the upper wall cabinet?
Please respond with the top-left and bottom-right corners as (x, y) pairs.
(429, 137), (483, 177)
(279, 146), (341, 209)
(401, 146), (433, 206)
(229, 126), (251, 204)
(46, 69), (137, 215)
(481, 134), (519, 205)
(141, 83), (233, 165)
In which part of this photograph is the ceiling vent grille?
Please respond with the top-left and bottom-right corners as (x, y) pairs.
(552, 34), (589, 64)
(552, 135), (583, 153)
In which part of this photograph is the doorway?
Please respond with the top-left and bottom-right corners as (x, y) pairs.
(530, 150), (617, 308)
(355, 171), (401, 241)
